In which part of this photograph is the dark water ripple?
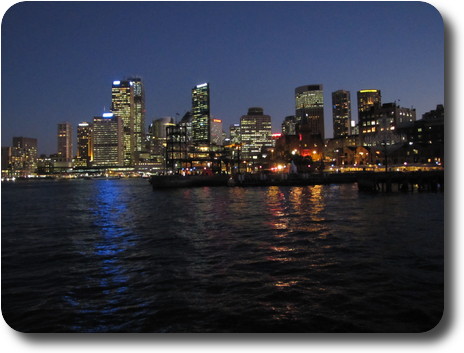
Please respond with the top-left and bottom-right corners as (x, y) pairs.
(2, 179), (444, 332)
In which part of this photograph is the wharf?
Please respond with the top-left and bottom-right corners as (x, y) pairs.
(356, 170), (444, 192)
(150, 170), (444, 192)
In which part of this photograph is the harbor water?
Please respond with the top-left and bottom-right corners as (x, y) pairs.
(1, 178), (444, 332)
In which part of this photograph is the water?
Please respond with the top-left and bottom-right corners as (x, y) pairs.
(1, 179), (444, 332)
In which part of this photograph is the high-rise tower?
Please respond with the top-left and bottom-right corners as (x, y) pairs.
(76, 122), (93, 167)
(191, 83), (210, 144)
(357, 89), (381, 118)
(240, 107), (273, 162)
(111, 78), (145, 166)
(332, 90), (352, 138)
(295, 84), (325, 139)
(57, 122), (73, 161)
(92, 113), (124, 167)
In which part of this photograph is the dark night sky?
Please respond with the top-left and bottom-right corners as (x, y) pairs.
(1, 1), (444, 156)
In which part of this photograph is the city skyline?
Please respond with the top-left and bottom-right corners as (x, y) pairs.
(2, 1), (444, 155)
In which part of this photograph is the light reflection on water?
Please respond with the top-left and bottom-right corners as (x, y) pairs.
(1, 179), (444, 332)
(66, 180), (138, 332)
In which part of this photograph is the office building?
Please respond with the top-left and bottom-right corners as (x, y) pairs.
(111, 78), (145, 166)
(282, 115), (297, 136)
(295, 84), (325, 139)
(92, 113), (124, 167)
(2, 146), (12, 177)
(332, 90), (352, 138)
(229, 124), (241, 145)
(191, 83), (210, 144)
(240, 107), (273, 162)
(148, 117), (176, 156)
(11, 137), (38, 177)
(57, 122), (73, 161)
(357, 89), (381, 120)
(210, 118), (224, 146)
(360, 103), (416, 146)
(76, 122), (93, 167)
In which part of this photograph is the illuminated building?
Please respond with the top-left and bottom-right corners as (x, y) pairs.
(191, 83), (210, 144)
(229, 124), (241, 145)
(179, 111), (193, 145)
(147, 117), (176, 170)
(1, 146), (12, 177)
(357, 89), (381, 120)
(360, 102), (416, 146)
(149, 117), (176, 140)
(111, 78), (145, 166)
(210, 118), (224, 146)
(332, 90), (352, 138)
(282, 115), (297, 136)
(240, 107), (273, 163)
(295, 84), (325, 139)
(76, 122), (93, 167)
(92, 113), (124, 167)
(57, 122), (73, 161)
(11, 137), (38, 177)
(398, 104), (444, 165)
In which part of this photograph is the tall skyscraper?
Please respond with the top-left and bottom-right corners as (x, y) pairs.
(240, 107), (273, 162)
(76, 122), (93, 167)
(295, 84), (325, 139)
(131, 78), (145, 155)
(282, 115), (297, 136)
(229, 123), (241, 145)
(210, 118), (223, 146)
(357, 89), (381, 118)
(92, 113), (124, 167)
(57, 122), (72, 161)
(332, 90), (352, 138)
(191, 83), (210, 144)
(111, 78), (145, 166)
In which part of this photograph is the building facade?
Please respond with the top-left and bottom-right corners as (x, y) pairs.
(240, 107), (273, 164)
(92, 113), (124, 167)
(76, 122), (93, 167)
(11, 137), (38, 177)
(57, 122), (73, 161)
(111, 78), (145, 166)
(357, 89), (381, 120)
(146, 117), (176, 171)
(295, 84), (325, 139)
(360, 102), (416, 147)
(191, 83), (210, 145)
(210, 118), (224, 146)
(282, 115), (297, 136)
(332, 90), (352, 138)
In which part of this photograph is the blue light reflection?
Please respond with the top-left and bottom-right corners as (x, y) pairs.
(64, 180), (139, 332)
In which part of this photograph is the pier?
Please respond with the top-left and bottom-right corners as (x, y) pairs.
(150, 170), (444, 192)
(356, 170), (444, 192)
